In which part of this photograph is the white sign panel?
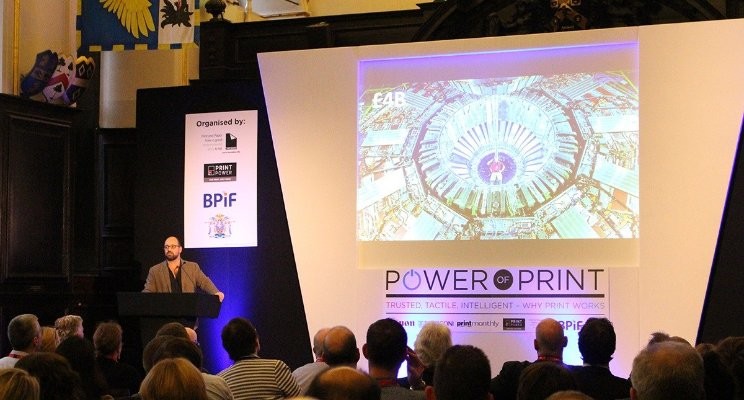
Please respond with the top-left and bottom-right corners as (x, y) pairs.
(184, 110), (258, 248)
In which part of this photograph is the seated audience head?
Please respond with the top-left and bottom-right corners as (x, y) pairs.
(142, 335), (172, 373)
(312, 327), (330, 361)
(92, 321), (123, 359)
(15, 352), (86, 400)
(55, 335), (108, 400)
(646, 331), (691, 347)
(695, 342), (736, 400)
(0, 368), (40, 400)
(54, 315), (83, 344)
(139, 357), (209, 400)
(517, 361), (577, 400)
(7, 314), (42, 353)
(185, 327), (198, 344)
(713, 336), (744, 399)
(414, 322), (452, 368)
(307, 366), (380, 400)
(152, 336), (204, 370)
(323, 326), (360, 367)
(426, 344), (491, 400)
(156, 322), (189, 339)
(221, 317), (259, 361)
(578, 317), (616, 366)
(535, 318), (568, 359)
(630, 340), (704, 400)
(545, 391), (595, 400)
(364, 318), (408, 372)
(39, 326), (57, 352)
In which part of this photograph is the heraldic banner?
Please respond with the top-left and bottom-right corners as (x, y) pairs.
(78, 0), (200, 52)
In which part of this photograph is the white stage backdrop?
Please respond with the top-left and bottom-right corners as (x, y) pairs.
(259, 20), (744, 377)
(184, 110), (258, 248)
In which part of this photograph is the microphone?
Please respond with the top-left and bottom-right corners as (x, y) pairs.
(181, 261), (195, 289)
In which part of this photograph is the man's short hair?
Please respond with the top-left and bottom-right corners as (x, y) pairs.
(152, 336), (204, 369)
(307, 366), (380, 400)
(433, 345), (491, 400)
(221, 317), (258, 361)
(578, 317), (616, 365)
(631, 341), (705, 400)
(7, 314), (40, 351)
(323, 326), (359, 366)
(365, 318), (407, 370)
(93, 321), (123, 356)
(156, 322), (189, 339)
(517, 362), (577, 400)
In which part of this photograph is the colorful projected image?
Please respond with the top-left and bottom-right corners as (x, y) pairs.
(357, 72), (639, 241)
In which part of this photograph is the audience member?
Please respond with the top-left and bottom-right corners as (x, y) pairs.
(293, 327), (331, 394)
(54, 315), (84, 344)
(517, 362), (577, 400)
(324, 325), (361, 368)
(571, 318), (630, 400)
(695, 342), (736, 400)
(0, 314), (42, 368)
(711, 336), (744, 400)
(412, 322), (451, 388)
(425, 344), (491, 400)
(0, 368), (40, 400)
(545, 391), (594, 400)
(141, 335), (171, 373)
(629, 340), (704, 400)
(363, 318), (425, 400)
(93, 321), (143, 397)
(15, 352), (86, 400)
(55, 335), (108, 400)
(645, 331), (691, 347)
(186, 327), (199, 344)
(217, 317), (301, 399)
(155, 322), (190, 339)
(490, 318), (571, 400)
(39, 326), (58, 352)
(307, 366), (381, 400)
(140, 357), (209, 400)
(152, 336), (234, 400)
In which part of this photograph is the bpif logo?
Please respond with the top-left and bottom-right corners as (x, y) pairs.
(203, 192), (237, 208)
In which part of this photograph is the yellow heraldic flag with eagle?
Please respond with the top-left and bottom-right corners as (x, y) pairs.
(79, 0), (198, 51)
(100, 0), (156, 38)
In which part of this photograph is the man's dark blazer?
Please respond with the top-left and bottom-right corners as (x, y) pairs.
(571, 365), (631, 400)
(490, 360), (532, 400)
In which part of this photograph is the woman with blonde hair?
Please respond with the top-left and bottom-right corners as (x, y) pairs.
(0, 368), (40, 400)
(54, 315), (84, 344)
(39, 326), (58, 352)
(139, 357), (208, 400)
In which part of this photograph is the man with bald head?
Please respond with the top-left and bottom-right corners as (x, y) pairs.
(323, 325), (360, 367)
(307, 366), (381, 400)
(293, 327), (331, 394)
(489, 318), (572, 400)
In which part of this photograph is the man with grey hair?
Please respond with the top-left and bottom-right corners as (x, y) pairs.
(0, 314), (42, 368)
(630, 340), (705, 400)
(293, 327), (331, 394)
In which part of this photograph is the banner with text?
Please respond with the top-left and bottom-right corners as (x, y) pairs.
(184, 111), (258, 248)
(384, 267), (608, 334)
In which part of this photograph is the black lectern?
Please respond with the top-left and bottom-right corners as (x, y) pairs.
(117, 292), (221, 345)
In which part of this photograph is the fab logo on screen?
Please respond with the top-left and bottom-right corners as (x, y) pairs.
(203, 192), (237, 208)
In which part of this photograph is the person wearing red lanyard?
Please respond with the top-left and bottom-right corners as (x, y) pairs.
(0, 314), (42, 368)
(363, 318), (425, 400)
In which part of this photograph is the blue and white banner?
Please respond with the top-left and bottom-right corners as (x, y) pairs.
(184, 110), (257, 248)
(78, 0), (199, 52)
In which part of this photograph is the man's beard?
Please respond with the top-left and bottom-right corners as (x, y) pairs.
(165, 252), (177, 261)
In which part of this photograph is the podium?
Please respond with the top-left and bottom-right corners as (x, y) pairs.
(117, 292), (222, 345)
